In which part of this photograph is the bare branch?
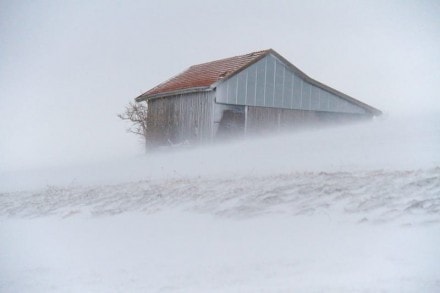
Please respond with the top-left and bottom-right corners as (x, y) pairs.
(118, 101), (149, 145)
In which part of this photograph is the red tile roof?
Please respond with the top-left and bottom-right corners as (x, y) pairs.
(137, 49), (270, 99)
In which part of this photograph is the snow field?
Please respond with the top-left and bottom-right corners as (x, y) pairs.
(1, 115), (440, 292)
(1, 167), (440, 292)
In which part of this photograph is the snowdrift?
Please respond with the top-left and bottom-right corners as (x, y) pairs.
(1, 168), (440, 225)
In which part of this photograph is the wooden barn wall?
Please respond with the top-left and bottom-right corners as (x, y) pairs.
(216, 54), (368, 115)
(246, 106), (371, 135)
(147, 92), (214, 145)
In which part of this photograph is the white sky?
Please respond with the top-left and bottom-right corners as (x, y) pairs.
(0, 0), (439, 172)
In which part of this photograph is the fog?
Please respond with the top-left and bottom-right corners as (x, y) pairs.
(1, 0), (439, 175)
(1, 114), (439, 192)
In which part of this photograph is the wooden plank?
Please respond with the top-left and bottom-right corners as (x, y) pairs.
(147, 92), (214, 146)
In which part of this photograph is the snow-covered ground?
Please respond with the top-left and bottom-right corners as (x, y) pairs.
(1, 115), (440, 292)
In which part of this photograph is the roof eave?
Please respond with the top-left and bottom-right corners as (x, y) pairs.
(135, 86), (213, 102)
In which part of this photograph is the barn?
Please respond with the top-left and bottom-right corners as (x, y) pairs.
(135, 49), (381, 146)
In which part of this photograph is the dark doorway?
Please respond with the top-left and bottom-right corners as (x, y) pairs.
(216, 107), (245, 139)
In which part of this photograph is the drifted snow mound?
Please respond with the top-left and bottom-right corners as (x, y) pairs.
(2, 167), (439, 225)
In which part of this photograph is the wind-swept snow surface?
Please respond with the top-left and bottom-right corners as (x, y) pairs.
(1, 116), (440, 292)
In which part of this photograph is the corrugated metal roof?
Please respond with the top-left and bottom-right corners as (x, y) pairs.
(137, 50), (270, 100)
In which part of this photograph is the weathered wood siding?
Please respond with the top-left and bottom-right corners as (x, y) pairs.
(246, 106), (371, 135)
(147, 92), (214, 146)
(217, 54), (368, 115)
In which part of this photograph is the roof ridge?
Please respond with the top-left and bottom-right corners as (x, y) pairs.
(188, 49), (271, 68)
